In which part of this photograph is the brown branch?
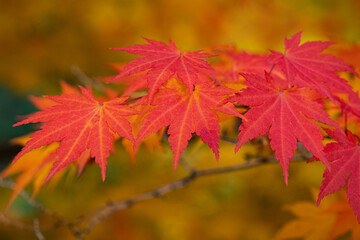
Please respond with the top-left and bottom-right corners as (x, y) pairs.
(297, 142), (313, 159)
(70, 65), (104, 92)
(0, 212), (34, 231)
(73, 154), (306, 238)
(70, 65), (93, 87)
(0, 179), (80, 238)
(0, 150), (309, 239)
(33, 218), (45, 240)
(220, 136), (238, 144)
(179, 157), (197, 173)
(0, 179), (59, 221)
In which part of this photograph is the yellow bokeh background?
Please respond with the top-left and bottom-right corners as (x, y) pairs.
(1, 0), (359, 93)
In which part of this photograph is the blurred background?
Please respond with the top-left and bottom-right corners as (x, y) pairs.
(0, 0), (359, 239)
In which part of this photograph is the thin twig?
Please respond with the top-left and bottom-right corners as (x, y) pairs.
(70, 65), (93, 87)
(220, 136), (238, 144)
(70, 65), (104, 92)
(0, 179), (78, 236)
(268, 63), (276, 75)
(179, 157), (196, 173)
(0, 152), (308, 239)
(74, 155), (306, 238)
(0, 180), (61, 221)
(33, 218), (45, 240)
(0, 212), (33, 230)
(0, 180), (35, 206)
(297, 142), (313, 159)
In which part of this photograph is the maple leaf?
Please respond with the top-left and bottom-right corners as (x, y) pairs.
(109, 38), (214, 102)
(325, 192), (360, 240)
(1, 134), (92, 207)
(104, 64), (148, 97)
(274, 189), (360, 240)
(346, 92), (360, 117)
(317, 128), (360, 222)
(230, 73), (339, 184)
(274, 202), (337, 240)
(13, 87), (137, 181)
(26, 81), (80, 114)
(121, 103), (165, 162)
(135, 77), (243, 168)
(335, 43), (360, 71)
(214, 48), (280, 83)
(270, 32), (356, 99)
(0, 138), (58, 207)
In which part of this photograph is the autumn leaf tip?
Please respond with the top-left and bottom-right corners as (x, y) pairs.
(234, 143), (241, 153)
(12, 152), (24, 164)
(12, 122), (22, 127)
(316, 196), (322, 206)
(44, 175), (52, 184)
(289, 31), (303, 39)
(239, 114), (248, 122)
(284, 176), (289, 186)
(109, 47), (125, 51)
(107, 73), (124, 83)
(44, 165), (60, 183)
(101, 172), (106, 182)
(142, 37), (156, 44)
(173, 158), (180, 170)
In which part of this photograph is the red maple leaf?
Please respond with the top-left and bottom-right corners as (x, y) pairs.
(104, 64), (148, 97)
(229, 73), (339, 184)
(270, 32), (355, 99)
(135, 77), (243, 168)
(109, 38), (214, 102)
(317, 128), (360, 222)
(13, 87), (137, 181)
(214, 49), (278, 83)
(346, 92), (360, 118)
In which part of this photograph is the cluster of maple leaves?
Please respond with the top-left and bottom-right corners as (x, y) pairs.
(6, 32), (360, 224)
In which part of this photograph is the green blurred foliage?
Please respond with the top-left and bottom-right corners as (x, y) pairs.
(0, 84), (36, 168)
(0, 0), (359, 239)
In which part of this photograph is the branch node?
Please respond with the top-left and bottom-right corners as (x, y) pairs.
(124, 199), (135, 207)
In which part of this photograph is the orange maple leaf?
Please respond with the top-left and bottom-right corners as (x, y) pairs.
(1, 136), (92, 207)
(274, 190), (360, 240)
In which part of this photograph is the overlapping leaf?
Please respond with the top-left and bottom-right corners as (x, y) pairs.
(229, 73), (338, 184)
(105, 64), (148, 97)
(325, 196), (360, 240)
(317, 129), (360, 222)
(135, 77), (243, 168)
(0, 137), (58, 207)
(274, 202), (337, 240)
(275, 190), (360, 240)
(110, 38), (214, 102)
(214, 49), (280, 83)
(270, 32), (356, 99)
(121, 103), (165, 162)
(13, 87), (137, 181)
